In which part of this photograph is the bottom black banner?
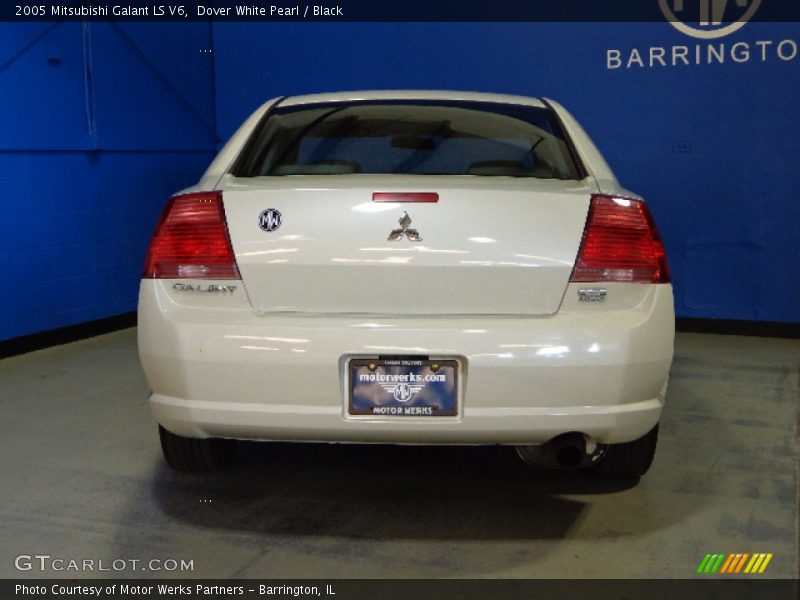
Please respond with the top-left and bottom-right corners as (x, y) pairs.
(3, 579), (799, 600)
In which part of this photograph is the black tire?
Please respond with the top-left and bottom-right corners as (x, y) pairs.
(158, 425), (234, 472)
(591, 425), (659, 479)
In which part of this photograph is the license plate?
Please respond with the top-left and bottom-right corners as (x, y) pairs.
(348, 358), (458, 417)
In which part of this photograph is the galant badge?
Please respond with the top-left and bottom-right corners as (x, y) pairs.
(578, 288), (607, 302)
(388, 211), (422, 241)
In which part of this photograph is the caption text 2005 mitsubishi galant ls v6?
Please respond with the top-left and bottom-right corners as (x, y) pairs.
(138, 91), (674, 479)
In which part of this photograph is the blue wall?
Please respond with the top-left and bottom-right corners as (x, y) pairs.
(214, 22), (800, 324)
(0, 23), (217, 340)
(3, 21), (799, 341)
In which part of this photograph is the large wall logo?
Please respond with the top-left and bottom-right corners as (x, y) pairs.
(606, 0), (796, 69)
(659, 0), (761, 39)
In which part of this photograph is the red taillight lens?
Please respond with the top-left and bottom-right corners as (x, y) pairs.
(570, 194), (669, 283)
(143, 192), (240, 279)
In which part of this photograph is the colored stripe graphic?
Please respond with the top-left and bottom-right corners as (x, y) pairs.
(697, 554), (712, 573)
(710, 554), (725, 573)
(726, 553), (737, 573)
(745, 553), (774, 574)
(720, 553), (739, 573)
(734, 553), (749, 573)
(698, 553), (727, 573)
(701, 553), (773, 574)
(745, 554), (761, 573)
(758, 554), (773, 573)
(719, 554), (736, 573)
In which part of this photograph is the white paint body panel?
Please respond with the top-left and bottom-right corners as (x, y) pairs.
(224, 175), (592, 316)
(139, 279), (673, 444)
(138, 91), (675, 445)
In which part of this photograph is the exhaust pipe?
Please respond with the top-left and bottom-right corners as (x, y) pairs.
(549, 432), (587, 469)
(516, 432), (599, 470)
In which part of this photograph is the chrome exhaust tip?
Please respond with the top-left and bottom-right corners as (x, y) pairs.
(516, 432), (601, 470)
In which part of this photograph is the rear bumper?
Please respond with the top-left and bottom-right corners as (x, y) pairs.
(150, 394), (665, 445)
(138, 281), (674, 445)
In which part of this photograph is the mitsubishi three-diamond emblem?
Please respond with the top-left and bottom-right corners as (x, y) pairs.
(387, 211), (422, 241)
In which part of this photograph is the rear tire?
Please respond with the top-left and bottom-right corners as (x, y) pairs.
(591, 425), (659, 479)
(158, 426), (234, 472)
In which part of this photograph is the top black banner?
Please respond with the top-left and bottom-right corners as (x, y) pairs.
(4, 0), (800, 22)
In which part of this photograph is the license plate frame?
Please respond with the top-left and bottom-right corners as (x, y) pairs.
(347, 357), (459, 418)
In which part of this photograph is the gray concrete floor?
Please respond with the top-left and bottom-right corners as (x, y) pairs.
(0, 329), (797, 579)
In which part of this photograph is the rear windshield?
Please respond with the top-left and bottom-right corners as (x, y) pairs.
(233, 100), (581, 180)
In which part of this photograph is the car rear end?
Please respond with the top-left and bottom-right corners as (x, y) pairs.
(137, 91), (674, 475)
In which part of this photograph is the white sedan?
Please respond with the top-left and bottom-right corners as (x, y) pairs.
(138, 91), (674, 478)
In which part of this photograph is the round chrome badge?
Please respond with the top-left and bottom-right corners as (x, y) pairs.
(258, 209), (282, 232)
(394, 383), (413, 403)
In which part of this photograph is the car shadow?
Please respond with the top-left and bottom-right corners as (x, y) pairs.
(150, 442), (641, 541)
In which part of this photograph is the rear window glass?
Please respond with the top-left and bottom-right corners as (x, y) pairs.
(233, 100), (581, 180)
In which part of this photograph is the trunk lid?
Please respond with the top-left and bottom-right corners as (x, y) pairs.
(221, 175), (592, 316)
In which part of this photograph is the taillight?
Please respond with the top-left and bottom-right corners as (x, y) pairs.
(570, 194), (669, 283)
(143, 191), (240, 279)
